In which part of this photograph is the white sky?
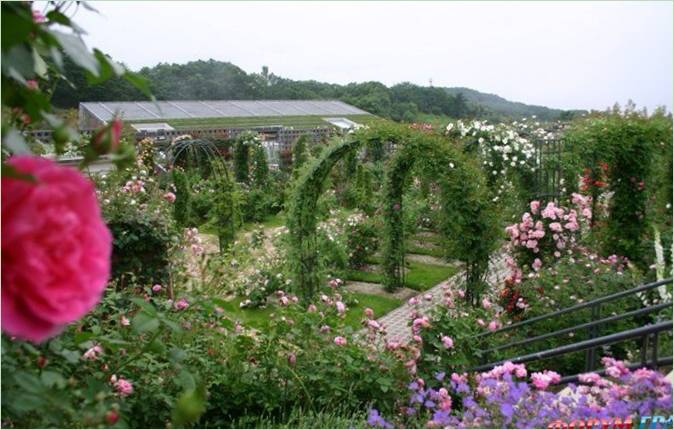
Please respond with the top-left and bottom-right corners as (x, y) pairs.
(67, 1), (672, 112)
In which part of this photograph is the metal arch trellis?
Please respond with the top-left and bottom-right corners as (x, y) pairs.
(168, 137), (229, 181)
(532, 137), (566, 204)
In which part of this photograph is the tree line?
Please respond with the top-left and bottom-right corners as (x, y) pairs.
(51, 58), (566, 121)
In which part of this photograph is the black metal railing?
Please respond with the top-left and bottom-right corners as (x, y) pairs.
(469, 278), (673, 381)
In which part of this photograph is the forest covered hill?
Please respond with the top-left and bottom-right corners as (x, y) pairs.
(52, 59), (584, 122)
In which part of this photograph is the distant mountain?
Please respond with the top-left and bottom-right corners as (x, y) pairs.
(52, 58), (582, 122)
(444, 87), (581, 121)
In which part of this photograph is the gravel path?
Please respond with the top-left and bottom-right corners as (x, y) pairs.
(372, 253), (510, 343)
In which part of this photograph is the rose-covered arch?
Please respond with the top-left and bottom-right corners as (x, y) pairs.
(288, 125), (497, 304)
(381, 133), (498, 304)
(287, 137), (364, 300)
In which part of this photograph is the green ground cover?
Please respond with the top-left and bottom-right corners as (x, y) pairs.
(220, 293), (401, 330)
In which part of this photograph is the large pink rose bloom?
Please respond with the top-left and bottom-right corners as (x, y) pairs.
(2, 156), (112, 343)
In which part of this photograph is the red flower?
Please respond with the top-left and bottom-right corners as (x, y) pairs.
(92, 118), (123, 154)
(106, 410), (120, 425)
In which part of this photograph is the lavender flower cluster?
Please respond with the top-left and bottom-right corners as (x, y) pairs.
(368, 358), (672, 429)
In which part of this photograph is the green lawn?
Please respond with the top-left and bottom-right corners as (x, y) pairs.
(346, 261), (458, 291)
(343, 293), (402, 327)
(219, 293), (401, 330)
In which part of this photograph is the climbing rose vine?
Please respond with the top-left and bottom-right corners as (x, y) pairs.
(1, 156), (112, 343)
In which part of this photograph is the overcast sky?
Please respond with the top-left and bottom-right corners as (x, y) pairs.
(68, 1), (672, 112)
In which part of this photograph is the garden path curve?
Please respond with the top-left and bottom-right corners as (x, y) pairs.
(371, 252), (510, 344)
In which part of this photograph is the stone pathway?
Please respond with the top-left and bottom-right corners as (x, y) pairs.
(372, 252), (510, 343)
(405, 253), (455, 267)
(345, 281), (418, 301)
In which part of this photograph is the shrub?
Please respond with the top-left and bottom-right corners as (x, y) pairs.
(108, 217), (173, 287)
(346, 214), (380, 269)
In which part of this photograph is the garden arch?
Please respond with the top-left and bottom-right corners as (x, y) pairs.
(288, 127), (497, 304)
(381, 133), (497, 304)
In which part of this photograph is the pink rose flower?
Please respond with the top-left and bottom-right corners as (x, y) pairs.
(335, 301), (346, 315)
(532, 258), (543, 271)
(488, 320), (501, 332)
(163, 192), (176, 203)
(32, 9), (46, 23)
(152, 284), (162, 293)
(307, 304), (317, 313)
(82, 345), (104, 361)
(531, 370), (561, 390)
(26, 80), (39, 91)
(549, 222), (563, 232)
(364, 307), (375, 319)
(174, 298), (189, 311)
(114, 378), (134, 397)
(541, 202), (557, 220)
(481, 298), (492, 310)
(2, 156), (112, 343)
(530, 200), (540, 214)
(441, 335), (454, 349)
(120, 316), (130, 326)
(334, 336), (347, 346)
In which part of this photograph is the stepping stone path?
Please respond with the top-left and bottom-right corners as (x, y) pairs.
(370, 252), (511, 344)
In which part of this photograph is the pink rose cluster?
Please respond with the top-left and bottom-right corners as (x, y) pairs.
(505, 196), (592, 272)
(479, 361), (528, 380)
(1, 156), (112, 343)
(122, 179), (145, 194)
(531, 370), (561, 390)
(110, 375), (134, 397)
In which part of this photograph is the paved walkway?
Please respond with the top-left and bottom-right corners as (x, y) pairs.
(372, 252), (510, 343)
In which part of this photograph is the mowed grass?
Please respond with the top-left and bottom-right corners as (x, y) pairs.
(220, 293), (401, 331)
(153, 114), (376, 129)
(346, 260), (458, 291)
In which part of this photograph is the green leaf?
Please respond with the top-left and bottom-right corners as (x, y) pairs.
(2, 45), (35, 82)
(123, 72), (153, 98)
(49, 30), (99, 76)
(171, 385), (207, 428)
(1, 3), (34, 51)
(169, 347), (187, 363)
(32, 48), (48, 77)
(132, 312), (160, 333)
(130, 297), (157, 315)
(177, 369), (196, 391)
(14, 371), (43, 393)
(40, 370), (66, 389)
(2, 163), (35, 182)
(161, 317), (183, 333)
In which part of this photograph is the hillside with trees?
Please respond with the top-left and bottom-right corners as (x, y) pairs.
(51, 58), (580, 121)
